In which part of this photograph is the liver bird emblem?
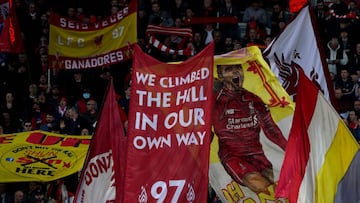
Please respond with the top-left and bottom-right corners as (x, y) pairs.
(274, 53), (300, 98)
(94, 34), (104, 47)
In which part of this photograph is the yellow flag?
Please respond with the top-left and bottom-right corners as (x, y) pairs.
(0, 131), (91, 182)
(48, 1), (137, 69)
(210, 46), (294, 202)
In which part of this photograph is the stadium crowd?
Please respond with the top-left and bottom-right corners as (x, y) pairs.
(0, 0), (360, 202)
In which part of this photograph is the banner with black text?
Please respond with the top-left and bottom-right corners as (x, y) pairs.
(0, 131), (90, 182)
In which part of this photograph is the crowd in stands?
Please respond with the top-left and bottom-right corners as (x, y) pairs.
(1, 0), (360, 202)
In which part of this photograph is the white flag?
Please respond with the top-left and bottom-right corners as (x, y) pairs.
(263, 6), (335, 105)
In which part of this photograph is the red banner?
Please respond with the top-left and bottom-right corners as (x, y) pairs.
(0, 0), (24, 53)
(124, 43), (214, 202)
(289, 0), (308, 13)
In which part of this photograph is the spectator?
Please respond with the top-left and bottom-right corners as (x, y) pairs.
(213, 30), (226, 54)
(40, 13), (49, 28)
(348, 42), (360, 71)
(30, 101), (46, 130)
(22, 120), (33, 132)
(183, 7), (201, 33)
(338, 28), (354, 57)
(116, 94), (129, 133)
(35, 36), (49, 57)
(37, 91), (51, 114)
(32, 187), (47, 203)
(334, 87), (352, 119)
(37, 74), (50, 94)
(1, 91), (21, 124)
(76, 7), (86, 21)
(80, 98), (98, 133)
(198, 0), (217, 17)
(169, 0), (189, 19)
(325, 37), (349, 77)
(110, 4), (120, 15)
(22, 3), (42, 81)
(242, 27), (265, 48)
(137, 8), (148, 39)
(263, 35), (273, 48)
(242, 1), (268, 28)
(47, 85), (61, 112)
(54, 97), (69, 121)
(66, 7), (77, 19)
(218, 0), (240, 39)
(335, 68), (355, 100)
(329, 0), (349, 16)
(1, 111), (20, 133)
(323, 6), (341, 41)
(224, 36), (234, 53)
(25, 182), (39, 203)
(58, 118), (67, 134)
(119, 73), (131, 116)
(148, 2), (174, 27)
(66, 71), (89, 106)
(348, 0), (360, 17)
(269, 3), (288, 37)
(12, 190), (25, 203)
(347, 110), (360, 142)
(80, 127), (90, 135)
(0, 183), (11, 203)
(202, 23), (215, 45)
(64, 107), (88, 135)
(2, 60), (19, 96)
(46, 179), (68, 203)
(192, 32), (205, 54)
(10, 54), (32, 97)
(75, 87), (94, 114)
(39, 112), (59, 132)
(232, 38), (242, 50)
(353, 99), (360, 117)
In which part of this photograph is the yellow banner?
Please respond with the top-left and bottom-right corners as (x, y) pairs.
(0, 131), (91, 182)
(48, 2), (137, 69)
(49, 13), (137, 57)
(210, 46), (294, 202)
(214, 46), (295, 121)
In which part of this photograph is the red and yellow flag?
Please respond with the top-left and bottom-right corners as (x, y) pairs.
(48, 1), (137, 69)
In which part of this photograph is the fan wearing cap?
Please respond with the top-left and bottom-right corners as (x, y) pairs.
(212, 64), (287, 194)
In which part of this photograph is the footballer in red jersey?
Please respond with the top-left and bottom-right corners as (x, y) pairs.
(212, 64), (287, 194)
